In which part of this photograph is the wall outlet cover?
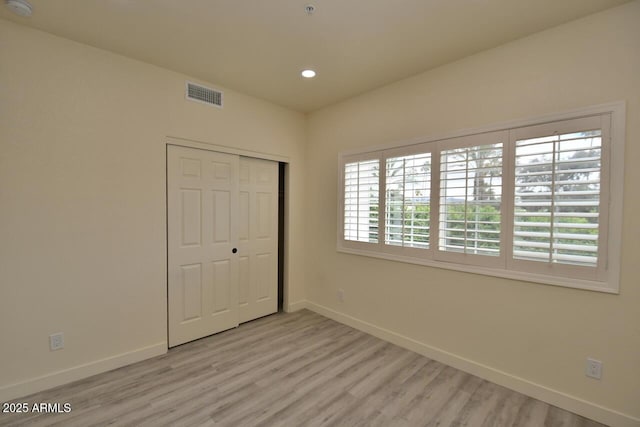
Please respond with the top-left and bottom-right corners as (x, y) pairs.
(586, 358), (602, 380)
(50, 333), (64, 351)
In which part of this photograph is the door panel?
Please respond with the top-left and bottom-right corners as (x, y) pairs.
(168, 145), (239, 347)
(238, 157), (279, 323)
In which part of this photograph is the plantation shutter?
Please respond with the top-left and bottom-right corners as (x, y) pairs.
(385, 153), (432, 248)
(512, 122), (603, 268)
(337, 107), (618, 292)
(344, 159), (380, 243)
(438, 138), (504, 259)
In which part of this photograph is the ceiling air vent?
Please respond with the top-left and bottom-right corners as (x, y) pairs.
(186, 81), (223, 108)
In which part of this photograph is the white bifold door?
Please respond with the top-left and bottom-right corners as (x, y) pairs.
(167, 145), (278, 347)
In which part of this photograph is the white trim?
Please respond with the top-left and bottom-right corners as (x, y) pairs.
(337, 246), (617, 293)
(0, 342), (167, 402)
(305, 301), (640, 427)
(166, 136), (290, 163)
(606, 105), (625, 294)
(284, 300), (308, 313)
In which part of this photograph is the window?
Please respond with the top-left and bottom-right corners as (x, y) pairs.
(338, 104), (624, 293)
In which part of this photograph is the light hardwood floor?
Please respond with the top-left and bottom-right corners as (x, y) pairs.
(0, 310), (605, 427)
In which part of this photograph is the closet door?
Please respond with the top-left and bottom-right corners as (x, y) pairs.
(167, 145), (239, 347)
(238, 157), (279, 323)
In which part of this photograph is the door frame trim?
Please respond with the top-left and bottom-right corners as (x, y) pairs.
(167, 136), (290, 163)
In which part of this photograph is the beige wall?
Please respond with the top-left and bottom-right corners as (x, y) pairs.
(306, 1), (640, 424)
(0, 19), (306, 398)
(1, 1), (639, 424)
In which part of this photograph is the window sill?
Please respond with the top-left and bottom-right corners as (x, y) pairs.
(336, 245), (618, 294)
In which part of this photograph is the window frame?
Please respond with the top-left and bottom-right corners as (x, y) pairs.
(336, 102), (625, 294)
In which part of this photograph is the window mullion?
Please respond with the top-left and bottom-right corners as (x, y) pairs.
(549, 136), (558, 263)
(432, 146), (441, 257)
(503, 130), (515, 270)
(356, 162), (361, 241)
(598, 115), (611, 279)
(399, 158), (405, 247)
(464, 148), (469, 253)
(379, 156), (386, 249)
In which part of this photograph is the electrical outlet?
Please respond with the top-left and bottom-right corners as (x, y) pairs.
(50, 333), (64, 351)
(337, 289), (345, 303)
(586, 358), (602, 379)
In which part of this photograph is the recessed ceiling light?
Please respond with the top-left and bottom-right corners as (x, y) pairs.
(5, 0), (32, 17)
(301, 69), (316, 79)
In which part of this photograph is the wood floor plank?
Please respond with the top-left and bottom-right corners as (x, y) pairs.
(512, 396), (551, 427)
(402, 367), (473, 424)
(424, 376), (485, 427)
(446, 380), (509, 427)
(480, 385), (528, 427)
(379, 359), (446, 419)
(0, 310), (607, 427)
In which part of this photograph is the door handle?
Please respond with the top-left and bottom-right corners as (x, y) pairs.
(232, 248), (238, 254)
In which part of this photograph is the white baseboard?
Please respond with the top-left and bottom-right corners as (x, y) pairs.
(284, 300), (308, 313)
(0, 342), (167, 403)
(305, 301), (639, 427)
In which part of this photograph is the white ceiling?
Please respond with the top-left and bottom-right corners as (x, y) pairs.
(0, 0), (632, 112)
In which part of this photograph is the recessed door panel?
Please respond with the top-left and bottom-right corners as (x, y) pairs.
(212, 190), (230, 243)
(256, 253), (273, 301)
(212, 161), (230, 181)
(256, 192), (272, 239)
(181, 158), (201, 178)
(257, 165), (272, 184)
(181, 263), (202, 322)
(212, 260), (231, 313)
(181, 189), (201, 247)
